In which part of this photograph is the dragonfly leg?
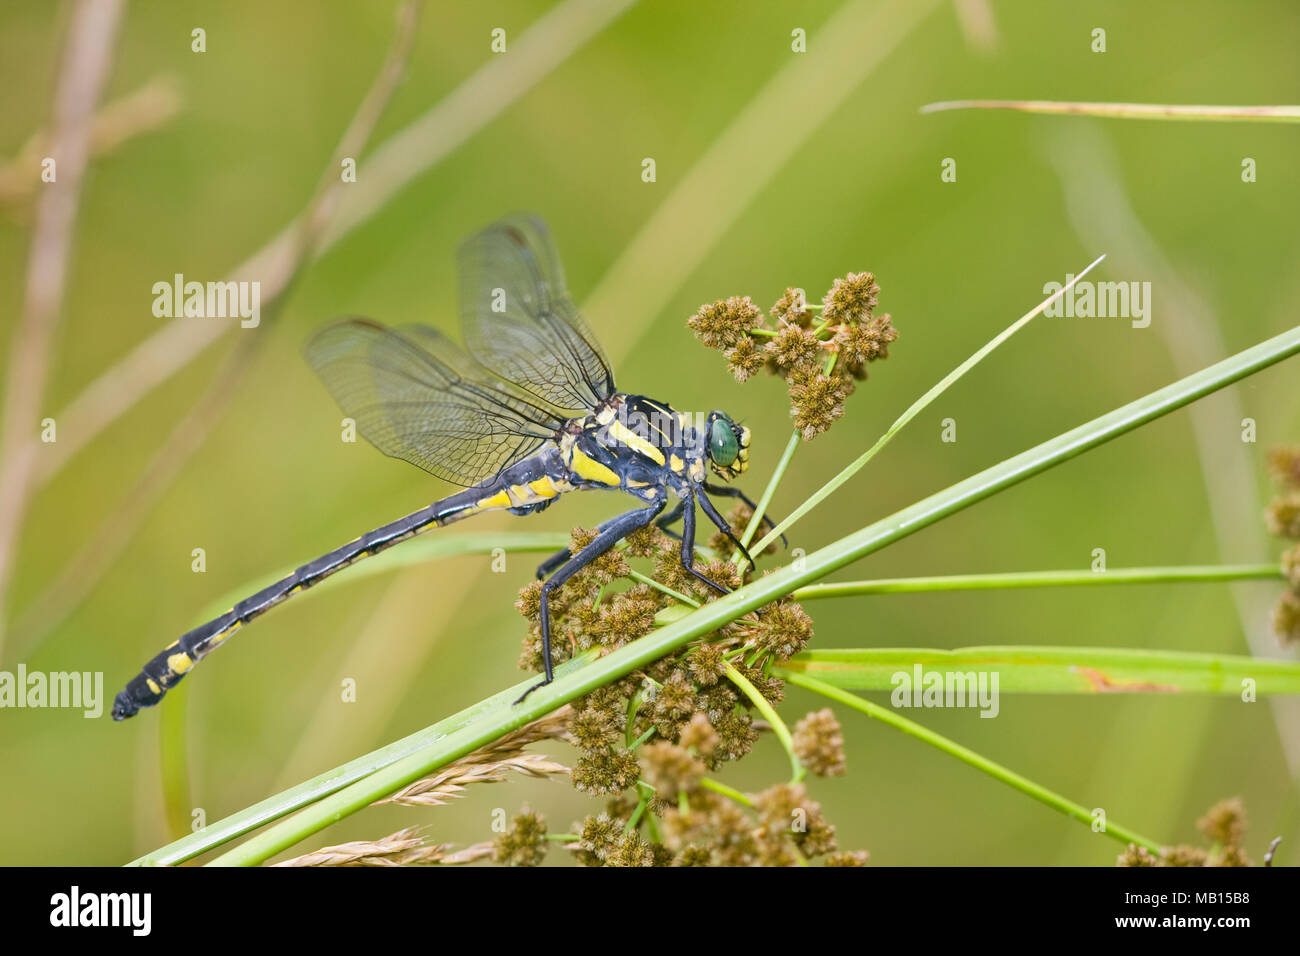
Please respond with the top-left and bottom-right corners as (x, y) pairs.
(517, 497), (667, 704)
(535, 547), (570, 580)
(702, 481), (788, 548)
(680, 490), (730, 594)
(696, 487), (756, 572)
(654, 499), (686, 540)
(535, 498), (688, 578)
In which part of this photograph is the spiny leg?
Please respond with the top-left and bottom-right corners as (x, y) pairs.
(680, 490), (729, 595)
(534, 499), (687, 578)
(519, 497), (667, 704)
(696, 487), (756, 572)
(533, 513), (618, 580)
(703, 481), (788, 548)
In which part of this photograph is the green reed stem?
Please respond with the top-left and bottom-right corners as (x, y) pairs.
(784, 670), (1162, 852)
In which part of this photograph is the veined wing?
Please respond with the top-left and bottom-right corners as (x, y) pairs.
(458, 214), (615, 413)
(305, 318), (565, 487)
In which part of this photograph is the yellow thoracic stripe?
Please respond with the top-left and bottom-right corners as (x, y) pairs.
(569, 446), (621, 486)
(607, 420), (666, 465)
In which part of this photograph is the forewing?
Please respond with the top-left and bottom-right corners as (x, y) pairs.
(458, 215), (615, 412)
(305, 318), (563, 487)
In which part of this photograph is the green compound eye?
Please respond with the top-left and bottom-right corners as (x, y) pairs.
(709, 417), (739, 466)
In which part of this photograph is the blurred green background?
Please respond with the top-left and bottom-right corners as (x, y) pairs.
(1, 0), (1297, 866)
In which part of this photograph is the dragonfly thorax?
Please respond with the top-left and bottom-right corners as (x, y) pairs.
(555, 394), (750, 499)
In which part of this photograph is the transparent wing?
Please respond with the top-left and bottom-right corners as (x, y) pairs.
(458, 214), (615, 413)
(305, 318), (565, 487)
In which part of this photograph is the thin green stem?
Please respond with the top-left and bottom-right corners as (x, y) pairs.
(627, 568), (700, 607)
(792, 563), (1283, 600)
(723, 661), (804, 783)
(699, 776), (754, 808)
(626, 794), (650, 833)
(750, 256), (1106, 555)
(785, 670), (1161, 852)
(735, 429), (801, 558)
(625, 687), (648, 747)
(644, 809), (663, 843)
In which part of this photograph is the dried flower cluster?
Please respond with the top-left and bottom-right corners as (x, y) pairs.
(1117, 797), (1254, 867)
(793, 708), (848, 777)
(688, 275), (898, 440)
(493, 808), (549, 867)
(508, 522), (864, 866)
(1266, 446), (1300, 645)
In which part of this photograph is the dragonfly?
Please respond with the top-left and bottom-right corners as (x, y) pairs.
(112, 215), (773, 721)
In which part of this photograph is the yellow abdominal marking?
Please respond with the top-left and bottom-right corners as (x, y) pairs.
(478, 489), (513, 510)
(529, 477), (561, 497)
(167, 652), (194, 675)
(669, 454), (685, 473)
(208, 623), (239, 648)
(609, 420), (666, 465)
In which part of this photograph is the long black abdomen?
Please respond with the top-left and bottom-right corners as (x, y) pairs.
(111, 487), (492, 720)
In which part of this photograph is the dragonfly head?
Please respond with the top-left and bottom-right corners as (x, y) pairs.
(704, 410), (750, 482)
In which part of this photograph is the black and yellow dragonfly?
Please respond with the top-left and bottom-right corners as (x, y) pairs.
(112, 215), (769, 721)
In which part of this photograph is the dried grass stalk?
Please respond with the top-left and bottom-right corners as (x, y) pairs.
(275, 826), (494, 867)
(378, 707), (573, 806)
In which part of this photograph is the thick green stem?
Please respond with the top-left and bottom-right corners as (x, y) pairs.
(776, 646), (1300, 695)
(784, 670), (1162, 852)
